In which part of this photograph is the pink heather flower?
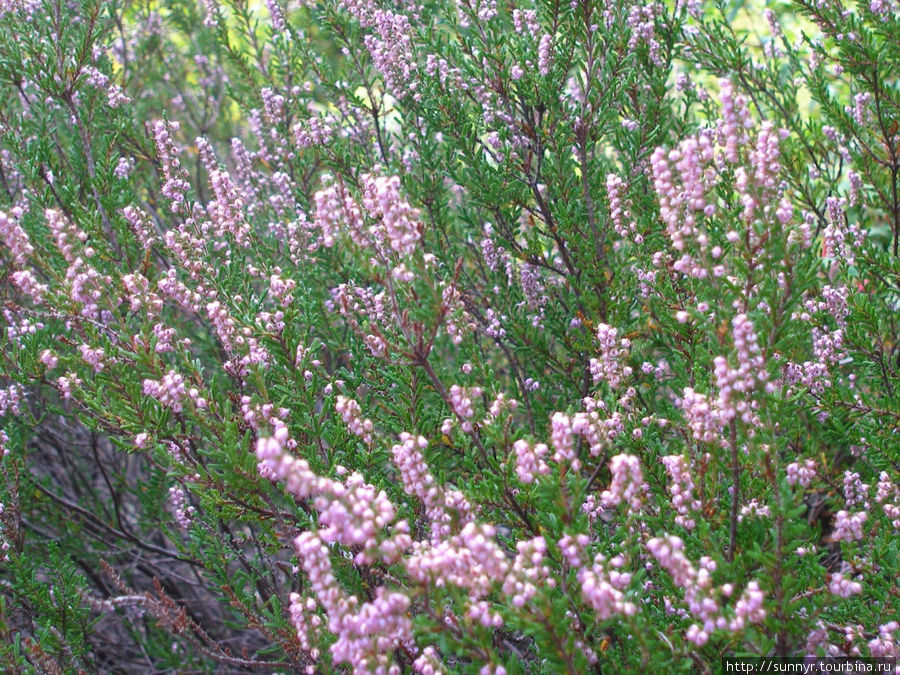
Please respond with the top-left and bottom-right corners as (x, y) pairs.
(786, 459), (816, 487)
(336, 396), (374, 446)
(294, 113), (336, 149)
(314, 174), (365, 249)
(0, 0), (40, 19)
(168, 486), (195, 530)
(84, 66), (130, 108)
(847, 170), (863, 207)
(142, 371), (185, 412)
(600, 454), (644, 512)
(868, 622), (898, 658)
(563, 401), (625, 458)
(729, 581), (766, 631)
(38, 350), (58, 370)
(821, 196), (865, 268)
(114, 156), (134, 179)
(258, 425), (411, 564)
(537, 34), (553, 76)
(743, 122), (786, 217)
(875, 475), (898, 502)
(363, 333), (388, 359)
(392, 433), (472, 542)
(122, 206), (157, 251)
(254, 307), (281, 336)
(266, 0), (286, 31)
(718, 78), (752, 163)
(589, 323), (633, 390)
(57, 372), (82, 400)
(79, 344), (114, 374)
(831, 510), (867, 542)
(152, 323), (177, 353)
(849, 92), (872, 127)
(207, 168), (252, 247)
(361, 173), (422, 256)
(558, 533), (589, 567)
(334, 587), (414, 670)
(875, 473), (899, 529)
(84, 65), (109, 88)
(314, 471), (399, 557)
(255, 425), (302, 482)
(240, 397), (283, 431)
(513, 439), (550, 484)
(288, 593), (324, 659)
(680, 314), (766, 444)
(738, 498), (771, 523)
(869, 0), (899, 15)
(512, 9), (539, 34)
(686, 623), (709, 646)
(123, 273), (163, 316)
(649, 132), (717, 273)
(626, 3), (663, 65)
(205, 300), (237, 352)
(11, 270), (48, 304)
(502, 536), (553, 607)
(293, 531), (413, 672)
(480, 223), (501, 270)
(142, 369), (205, 412)
(412, 646), (443, 674)
(662, 455), (701, 530)
(483, 307), (507, 339)
(106, 84), (130, 108)
(806, 623), (829, 656)
(449, 385), (481, 432)
(293, 531), (343, 621)
(0, 383), (25, 417)
(479, 665), (507, 675)
(550, 412), (579, 470)
(519, 262), (546, 316)
(442, 283), (475, 345)
(2, 308), (43, 343)
(843, 471), (870, 509)
(66, 258), (112, 319)
(577, 552), (636, 619)
(391, 433), (434, 499)
(720, 313), (767, 392)
(485, 392), (517, 422)
(268, 170), (299, 219)
(606, 173), (632, 240)
(0, 508), (8, 561)
(467, 599), (502, 628)
(153, 120), (190, 211)
(406, 522), (510, 598)
(0, 210), (33, 265)
(815, 285), (850, 326)
(828, 573), (862, 598)
(648, 534), (767, 639)
(361, 10), (417, 99)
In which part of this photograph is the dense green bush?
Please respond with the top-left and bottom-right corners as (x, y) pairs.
(0, 0), (897, 671)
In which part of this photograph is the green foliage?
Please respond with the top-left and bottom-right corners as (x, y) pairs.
(0, 0), (897, 671)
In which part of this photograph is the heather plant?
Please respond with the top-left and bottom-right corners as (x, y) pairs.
(0, 0), (897, 672)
